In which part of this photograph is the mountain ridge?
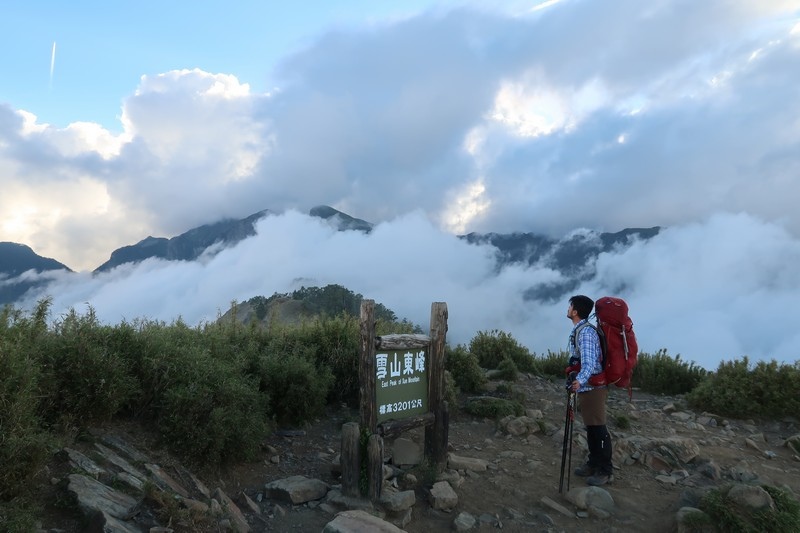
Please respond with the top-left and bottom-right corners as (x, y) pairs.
(0, 206), (659, 308)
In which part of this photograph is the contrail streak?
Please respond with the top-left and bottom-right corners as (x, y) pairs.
(50, 41), (56, 89)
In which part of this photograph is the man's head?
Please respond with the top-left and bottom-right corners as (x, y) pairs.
(568, 295), (594, 321)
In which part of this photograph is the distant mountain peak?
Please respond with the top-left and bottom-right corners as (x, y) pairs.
(309, 205), (373, 233)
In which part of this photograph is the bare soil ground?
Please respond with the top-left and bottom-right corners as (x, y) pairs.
(36, 373), (800, 532)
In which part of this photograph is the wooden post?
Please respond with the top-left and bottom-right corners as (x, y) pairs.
(359, 300), (377, 434)
(424, 302), (448, 470)
(341, 422), (361, 497)
(367, 434), (384, 502)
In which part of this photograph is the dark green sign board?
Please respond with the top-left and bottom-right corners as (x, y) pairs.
(375, 348), (429, 423)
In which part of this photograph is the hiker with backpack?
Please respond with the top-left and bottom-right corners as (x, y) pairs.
(565, 294), (614, 486)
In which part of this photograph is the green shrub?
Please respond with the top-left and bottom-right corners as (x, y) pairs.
(494, 358), (519, 381)
(0, 356), (48, 500)
(463, 397), (524, 419)
(37, 308), (139, 424)
(469, 330), (536, 372)
(157, 356), (268, 466)
(256, 352), (334, 426)
(613, 414), (631, 430)
(698, 483), (800, 532)
(687, 357), (800, 419)
(445, 344), (485, 393)
(633, 349), (708, 395)
(443, 370), (459, 412)
(305, 315), (360, 404)
(534, 350), (570, 380)
(0, 303), (53, 499)
(0, 498), (40, 533)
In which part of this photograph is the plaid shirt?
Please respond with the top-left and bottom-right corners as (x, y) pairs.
(569, 319), (603, 392)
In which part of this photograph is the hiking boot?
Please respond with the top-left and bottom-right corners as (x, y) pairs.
(574, 463), (596, 477)
(586, 473), (613, 486)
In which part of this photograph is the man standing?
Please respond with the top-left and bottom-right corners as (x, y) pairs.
(567, 294), (613, 486)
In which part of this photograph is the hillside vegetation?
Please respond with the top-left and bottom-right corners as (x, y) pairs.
(1, 285), (799, 529)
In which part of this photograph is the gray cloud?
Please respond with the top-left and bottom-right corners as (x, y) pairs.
(3, 1), (800, 369)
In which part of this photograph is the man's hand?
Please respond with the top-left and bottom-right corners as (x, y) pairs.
(570, 380), (580, 392)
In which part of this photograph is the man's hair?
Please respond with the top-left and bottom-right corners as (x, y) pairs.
(569, 295), (594, 320)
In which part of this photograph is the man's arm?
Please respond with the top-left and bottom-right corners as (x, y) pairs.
(572, 327), (601, 391)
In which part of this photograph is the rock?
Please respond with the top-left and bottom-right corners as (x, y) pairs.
(144, 464), (189, 498)
(785, 434), (800, 454)
(379, 488), (416, 512)
(62, 448), (106, 479)
(323, 510), (406, 532)
(565, 486), (614, 513)
(453, 511), (476, 531)
(239, 491), (261, 514)
(447, 453), (488, 472)
(729, 461), (759, 483)
(727, 484), (775, 511)
(540, 496), (574, 517)
(212, 488), (250, 533)
(392, 438), (422, 466)
(429, 481), (458, 510)
(94, 443), (146, 481)
(67, 474), (139, 521)
(744, 438), (762, 452)
(264, 475), (329, 504)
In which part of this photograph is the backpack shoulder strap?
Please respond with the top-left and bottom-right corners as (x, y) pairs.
(571, 321), (594, 355)
(572, 319), (606, 366)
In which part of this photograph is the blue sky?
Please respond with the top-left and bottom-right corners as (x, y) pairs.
(2, 0), (460, 130)
(2, 0), (800, 368)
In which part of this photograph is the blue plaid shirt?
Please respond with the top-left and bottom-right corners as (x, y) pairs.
(569, 319), (603, 392)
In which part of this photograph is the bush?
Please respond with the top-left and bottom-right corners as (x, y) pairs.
(494, 358), (519, 381)
(305, 315), (361, 404)
(37, 308), (139, 424)
(0, 350), (51, 500)
(633, 349), (708, 395)
(0, 302), (53, 499)
(0, 498), (40, 533)
(445, 344), (486, 393)
(698, 483), (800, 532)
(687, 357), (800, 419)
(463, 397), (524, 419)
(469, 330), (536, 372)
(157, 355), (268, 466)
(534, 350), (571, 380)
(256, 352), (334, 426)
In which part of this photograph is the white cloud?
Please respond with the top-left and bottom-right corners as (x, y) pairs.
(17, 210), (800, 371)
(2, 0), (800, 370)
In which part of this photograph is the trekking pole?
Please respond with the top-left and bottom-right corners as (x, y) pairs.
(566, 389), (576, 491)
(558, 372), (577, 493)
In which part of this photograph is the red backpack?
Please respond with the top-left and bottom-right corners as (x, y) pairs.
(595, 296), (638, 398)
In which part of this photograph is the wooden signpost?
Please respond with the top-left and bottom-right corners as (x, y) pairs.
(341, 300), (449, 501)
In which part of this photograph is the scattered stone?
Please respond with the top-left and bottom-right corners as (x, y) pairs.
(447, 453), (488, 472)
(727, 484), (775, 511)
(323, 510), (405, 533)
(429, 481), (458, 510)
(240, 491), (261, 514)
(565, 486), (614, 514)
(453, 511), (476, 531)
(378, 488), (415, 512)
(213, 488), (250, 533)
(144, 464), (190, 498)
(392, 437), (422, 466)
(264, 475), (329, 504)
(67, 474), (140, 522)
(62, 448), (106, 479)
(540, 496), (574, 518)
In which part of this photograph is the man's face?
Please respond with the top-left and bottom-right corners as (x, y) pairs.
(567, 302), (575, 320)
